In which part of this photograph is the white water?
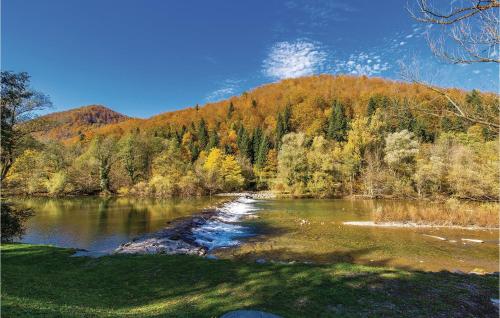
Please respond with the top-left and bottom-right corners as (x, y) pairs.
(192, 197), (259, 250)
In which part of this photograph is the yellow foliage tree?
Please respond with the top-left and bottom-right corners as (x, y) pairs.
(221, 155), (244, 191)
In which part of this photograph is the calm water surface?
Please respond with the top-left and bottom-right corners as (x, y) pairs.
(8, 196), (225, 254)
(8, 196), (499, 272)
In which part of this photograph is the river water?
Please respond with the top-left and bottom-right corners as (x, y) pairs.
(8, 196), (499, 272)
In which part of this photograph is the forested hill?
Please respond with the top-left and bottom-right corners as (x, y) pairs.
(8, 74), (498, 200)
(33, 104), (129, 141)
(39, 75), (497, 144)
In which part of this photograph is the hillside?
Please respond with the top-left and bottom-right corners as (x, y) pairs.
(46, 75), (497, 143)
(10, 74), (498, 200)
(34, 105), (129, 141)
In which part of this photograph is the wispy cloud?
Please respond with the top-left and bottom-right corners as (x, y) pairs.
(263, 40), (327, 80)
(205, 79), (242, 102)
(332, 52), (390, 76)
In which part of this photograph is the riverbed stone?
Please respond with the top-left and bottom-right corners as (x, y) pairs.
(220, 310), (282, 318)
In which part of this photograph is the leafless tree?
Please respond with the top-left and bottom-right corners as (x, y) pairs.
(1, 72), (51, 182)
(400, 58), (499, 131)
(408, 0), (499, 64)
(402, 1), (499, 133)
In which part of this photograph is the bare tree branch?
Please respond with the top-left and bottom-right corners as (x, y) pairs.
(408, 0), (499, 64)
(398, 59), (500, 131)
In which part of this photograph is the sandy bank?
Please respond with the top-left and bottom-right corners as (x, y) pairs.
(342, 221), (499, 231)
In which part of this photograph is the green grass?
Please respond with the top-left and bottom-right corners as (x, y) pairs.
(1, 243), (498, 317)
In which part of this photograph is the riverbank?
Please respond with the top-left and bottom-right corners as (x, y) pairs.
(2, 243), (498, 317)
(343, 221), (499, 231)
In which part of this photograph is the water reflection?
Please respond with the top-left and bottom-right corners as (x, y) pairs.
(7, 196), (224, 254)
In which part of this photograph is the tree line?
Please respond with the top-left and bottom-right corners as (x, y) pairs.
(2, 71), (498, 201)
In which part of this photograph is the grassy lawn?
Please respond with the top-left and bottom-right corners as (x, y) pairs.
(1, 243), (498, 317)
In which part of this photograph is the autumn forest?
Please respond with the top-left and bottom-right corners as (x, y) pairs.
(2, 73), (498, 201)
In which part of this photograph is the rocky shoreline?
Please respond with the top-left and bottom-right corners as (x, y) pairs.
(115, 194), (260, 256)
(115, 209), (218, 255)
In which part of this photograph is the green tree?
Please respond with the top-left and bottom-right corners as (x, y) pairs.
(327, 100), (348, 142)
(276, 132), (309, 195)
(283, 104), (292, 133)
(118, 133), (145, 185)
(207, 129), (219, 150)
(197, 118), (208, 150)
(251, 127), (263, 163)
(87, 136), (118, 194)
(227, 101), (235, 119)
(275, 113), (285, 149)
(466, 89), (483, 113)
(255, 134), (269, 169)
(237, 126), (252, 159)
(367, 96), (378, 117)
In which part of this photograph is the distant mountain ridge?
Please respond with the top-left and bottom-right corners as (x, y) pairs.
(34, 105), (129, 140)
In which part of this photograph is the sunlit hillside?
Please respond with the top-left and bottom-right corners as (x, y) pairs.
(33, 104), (129, 141)
(40, 75), (497, 144)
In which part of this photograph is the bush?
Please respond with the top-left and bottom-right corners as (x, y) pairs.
(45, 171), (68, 195)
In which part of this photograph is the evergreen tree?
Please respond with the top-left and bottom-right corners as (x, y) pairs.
(224, 144), (234, 155)
(466, 89), (483, 113)
(236, 124), (245, 145)
(367, 96), (378, 117)
(197, 118), (208, 150)
(251, 99), (257, 108)
(251, 127), (263, 163)
(188, 142), (200, 162)
(275, 113), (285, 149)
(256, 134), (269, 168)
(414, 120), (434, 143)
(398, 99), (417, 132)
(327, 100), (348, 142)
(283, 104), (292, 133)
(227, 101), (235, 119)
(207, 129), (219, 151)
(238, 128), (252, 159)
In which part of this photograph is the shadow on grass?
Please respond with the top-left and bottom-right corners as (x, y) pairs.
(1, 243), (499, 318)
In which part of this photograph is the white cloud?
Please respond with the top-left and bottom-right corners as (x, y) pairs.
(472, 70), (481, 74)
(205, 79), (242, 102)
(332, 52), (390, 76)
(263, 40), (327, 80)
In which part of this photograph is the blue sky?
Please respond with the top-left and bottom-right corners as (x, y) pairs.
(2, 0), (497, 118)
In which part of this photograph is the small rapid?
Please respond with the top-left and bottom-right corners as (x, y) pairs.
(192, 197), (259, 250)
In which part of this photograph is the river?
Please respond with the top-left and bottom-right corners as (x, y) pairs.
(8, 196), (499, 272)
